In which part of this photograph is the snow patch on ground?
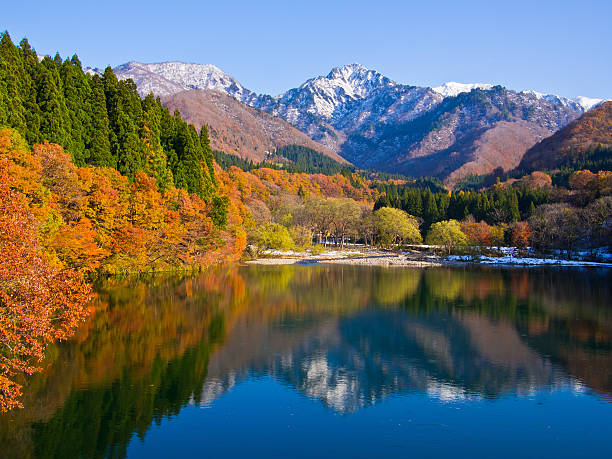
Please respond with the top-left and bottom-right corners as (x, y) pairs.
(447, 254), (612, 267)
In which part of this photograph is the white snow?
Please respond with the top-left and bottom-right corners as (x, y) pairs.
(446, 254), (612, 267)
(113, 61), (258, 101)
(574, 96), (605, 111)
(275, 63), (398, 120)
(432, 82), (494, 97)
(521, 90), (609, 112)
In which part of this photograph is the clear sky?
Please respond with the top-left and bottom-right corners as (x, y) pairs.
(3, 0), (611, 99)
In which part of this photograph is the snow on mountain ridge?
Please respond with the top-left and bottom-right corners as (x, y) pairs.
(432, 82), (494, 97)
(520, 90), (606, 112)
(114, 60), (604, 117)
(114, 61), (259, 102)
(432, 84), (605, 113)
(574, 96), (605, 111)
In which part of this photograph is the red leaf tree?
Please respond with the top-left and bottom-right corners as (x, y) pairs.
(0, 161), (92, 412)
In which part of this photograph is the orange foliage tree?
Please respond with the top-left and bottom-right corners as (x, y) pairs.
(511, 221), (532, 248)
(460, 221), (492, 247)
(0, 161), (92, 412)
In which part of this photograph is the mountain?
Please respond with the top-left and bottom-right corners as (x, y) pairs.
(518, 101), (612, 172)
(112, 61), (259, 102)
(113, 61), (604, 183)
(339, 86), (580, 184)
(160, 89), (344, 162)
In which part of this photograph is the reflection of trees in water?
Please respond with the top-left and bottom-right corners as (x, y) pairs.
(207, 266), (612, 412)
(0, 265), (611, 457)
(0, 269), (244, 459)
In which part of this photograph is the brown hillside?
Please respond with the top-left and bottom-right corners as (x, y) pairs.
(518, 101), (612, 171)
(161, 89), (348, 164)
(446, 120), (550, 186)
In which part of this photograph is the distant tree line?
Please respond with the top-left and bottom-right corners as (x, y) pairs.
(373, 177), (447, 194)
(0, 33), (215, 199)
(550, 145), (612, 187)
(213, 149), (257, 171)
(214, 144), (358, 178)
(373, 186), (550, 229)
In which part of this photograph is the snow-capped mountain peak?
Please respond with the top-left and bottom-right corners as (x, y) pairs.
(432, 82), (494, 97)
(113, 61), (259, 102)
(321, 62), (397, 96)
(274, 63), (398, 120)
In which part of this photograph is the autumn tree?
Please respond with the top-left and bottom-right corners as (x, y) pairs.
(461, 220), (492, 247)
(374, 207), (422, 248)
(426, 220), (467, 254)
(0, 161), (91, 412)
(331, 199), (362, 247)
(249, 223), (294, 252)
(511, 222), (532, 248)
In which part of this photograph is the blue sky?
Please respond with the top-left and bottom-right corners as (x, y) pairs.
(3, 0), (611, 99)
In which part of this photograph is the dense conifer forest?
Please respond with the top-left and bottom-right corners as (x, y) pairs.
(0, 33), (215, 199)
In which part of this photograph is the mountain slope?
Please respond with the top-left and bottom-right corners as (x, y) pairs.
(339, 86), (581, 184)
(518, 101), (612, 172)
(114, 61), (600, 182)
(160, 89), (345, 163)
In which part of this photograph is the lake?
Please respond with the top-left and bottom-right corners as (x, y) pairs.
(1, 265), (611, 458)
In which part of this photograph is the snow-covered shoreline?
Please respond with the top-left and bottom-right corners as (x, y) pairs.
(245, 249), (612, 268)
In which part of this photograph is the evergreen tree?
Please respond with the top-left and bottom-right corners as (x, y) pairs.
(142, 94), (173, 191)
(36, 56), (71, 146)
(199, 124), (216, 186)
(0, 35), (216, 198)
(60, 55), (92, 166)
(508, 191), (520, 222)
(528, 201), (536, 218)
(18, 38), (42, 144)
(0, 33), (27, 134)
(103, 67), (144, 178)
(423, 191), (439, 227)
(87, 75), (113, 167)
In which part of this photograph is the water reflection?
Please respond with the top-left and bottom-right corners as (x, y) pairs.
(0, 265), (611, 457)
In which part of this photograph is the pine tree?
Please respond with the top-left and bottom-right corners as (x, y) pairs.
(0, 33), (27, 135)
(18, 38), (42, 144)
(103, 67), (143, 178)
(142, 94), (173, 191)
(199, 124), (216, 187)
(87, 75), (114, 167)
(528, 201), (536, 218)
(508, 191), (520, 222)
(60, 55), (92, 166)
(424, 191), (439, 227)
(36, 56), (71, 146)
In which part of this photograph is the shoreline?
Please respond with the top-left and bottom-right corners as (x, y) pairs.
(244, 249), (612, 268)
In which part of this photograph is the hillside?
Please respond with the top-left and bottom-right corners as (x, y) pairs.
(340, 86), (578, 185)
(160, 89), (345, 163)
(518, 101), (612, 172)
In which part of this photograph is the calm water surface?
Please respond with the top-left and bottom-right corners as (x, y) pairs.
(1, 265), (611, 458)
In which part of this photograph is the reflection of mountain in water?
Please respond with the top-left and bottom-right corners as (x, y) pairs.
(199, 307), (579, 413)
